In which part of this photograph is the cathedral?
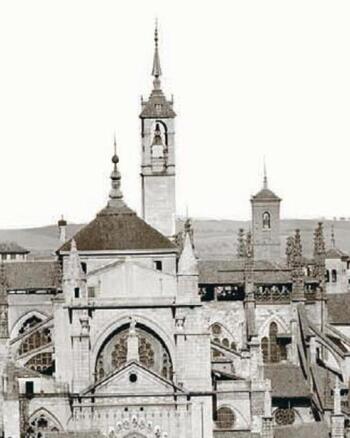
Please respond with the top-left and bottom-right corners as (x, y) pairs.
(1, 24), (350, 438)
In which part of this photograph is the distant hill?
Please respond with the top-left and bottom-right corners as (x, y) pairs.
(0, 219), (349, 260)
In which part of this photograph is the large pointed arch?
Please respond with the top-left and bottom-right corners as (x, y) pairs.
(11, 310), (50, 338)
(26, 407), (63, 437)
(91, 313), (175, 371)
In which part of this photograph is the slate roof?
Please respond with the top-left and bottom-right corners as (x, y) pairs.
(4, 261), (61, 290)
(0, 241), (29, 254)
(264, 364), (311, 398)
(58, 205), (176, 253)
(198, 260), (291, 284)
(140, 88), (176, 118)
(327, 293), (350, 324)
(251, 188), (281, 202)
(325, 247), (349, 260)
(274, 422), (329, 438)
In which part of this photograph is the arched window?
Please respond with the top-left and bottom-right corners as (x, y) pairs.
(25, 352), (54, 376)
(210, 323), (237, 354)
(18, 315), (43, 335)
(262, 212), (271, 229)
(332, 269), (337, 283)
(262, 322), (287, 363)
(274, 408), (296, 425)
(96, 324), (172, 381)
(18, 328), (52, 356)
(325, 270), (330, 283)
(216, 407), (236, 430)
(26, 412), (61, 438)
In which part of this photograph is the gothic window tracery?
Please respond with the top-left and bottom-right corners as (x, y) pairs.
(96, 325), (172, 381)
(25, 412), (61, 438)
(25, 352), (54, 375)
(263, 212), (271, 229)
(18, 327), (52, 356)
(210, 323), (237, 356)
(274, 407), (296, 425)
(215, 406), (236, 429)
(261, 322), (287, 363)
(19, 316), (43, 335)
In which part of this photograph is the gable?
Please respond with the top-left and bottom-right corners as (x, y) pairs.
(87, 362), (176, 396)
(87, 260), (176, 299)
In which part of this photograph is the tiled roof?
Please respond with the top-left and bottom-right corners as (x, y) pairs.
(274, 422), (329, 438)
(140, 88), (176, 118)
(327, 293), (350, 324)
(198, 260), (291, 284)
(0, 241), (29, 254)
(264, 364), (310, 398)
(4, 261), (61, 290)
(58, 205), (176, 253)
(326, 247), (349, 259)
(251, 188), (281, 202)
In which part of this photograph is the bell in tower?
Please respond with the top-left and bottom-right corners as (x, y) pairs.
(140, 23), (176, 238)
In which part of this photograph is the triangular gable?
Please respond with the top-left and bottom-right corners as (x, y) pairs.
(87, 259), (176, 299)
(83, 361), (184, 396)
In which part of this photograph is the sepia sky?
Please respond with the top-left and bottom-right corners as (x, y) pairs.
(0, 0), (350, 228)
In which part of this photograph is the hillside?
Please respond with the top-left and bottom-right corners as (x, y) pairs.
(1, 219), (350, 260)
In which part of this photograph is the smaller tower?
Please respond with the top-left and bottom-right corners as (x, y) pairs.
(58, 215), (67, 244)
(140, 23), (176, 238)
(251, 165), (281, 261)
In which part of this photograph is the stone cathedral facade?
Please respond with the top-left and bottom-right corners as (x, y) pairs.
(1, 26), (350, 438)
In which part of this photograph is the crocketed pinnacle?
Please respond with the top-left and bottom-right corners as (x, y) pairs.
(108, 136), (124, 208)
(152, 20), (162, 89)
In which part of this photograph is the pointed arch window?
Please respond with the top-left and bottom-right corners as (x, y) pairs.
(261, 322), (287, 363)
(25, 352), (54, 376)
(96, 325), (172, 382)
(18, 328), (52, 356)
(263, 212), (271, 229)
(26, 412), (61, 438)
(18, 315), (43, 335)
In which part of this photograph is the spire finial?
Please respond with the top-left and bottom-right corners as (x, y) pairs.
(152, 20), (162, 88)
(108, 136), (124, 208)
(263, 157), (268, 189)
(331, 224), (336, 248)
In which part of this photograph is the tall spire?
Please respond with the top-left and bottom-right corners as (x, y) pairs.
(108, 136), (124, 208)
(263, 158), (268, 189)
(152, 19), (162, 89)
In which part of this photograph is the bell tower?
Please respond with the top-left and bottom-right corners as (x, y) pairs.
(140, 23), (176, 238)
(251, 166), (281, 261)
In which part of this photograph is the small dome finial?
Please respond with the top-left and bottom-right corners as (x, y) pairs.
(108, 135), (124, 208)
(112, 132), (119, 165)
